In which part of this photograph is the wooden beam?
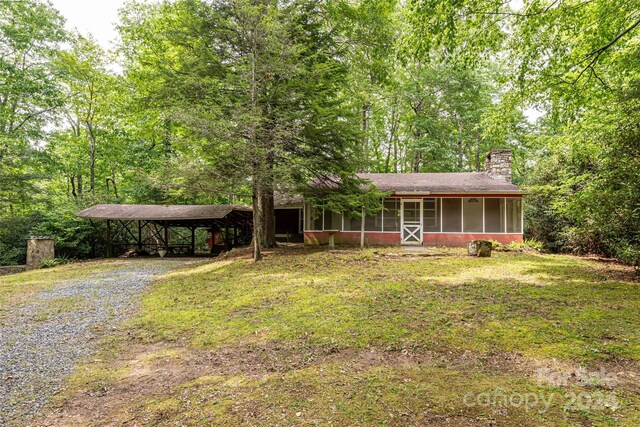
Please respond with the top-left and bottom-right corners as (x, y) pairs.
(163, 221), (169, 252)
(106, 220), (113, 258)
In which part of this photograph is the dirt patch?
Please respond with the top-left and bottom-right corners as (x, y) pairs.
(33, 337), (640, 426)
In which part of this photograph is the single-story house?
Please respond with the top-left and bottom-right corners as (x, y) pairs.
(303, 150), (524, 246)
(76, 150), (523, 253)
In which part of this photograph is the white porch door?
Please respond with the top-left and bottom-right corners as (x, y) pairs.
(401, 199), (423, 245)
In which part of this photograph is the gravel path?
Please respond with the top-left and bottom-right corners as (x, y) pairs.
(0, 260), (194, 426)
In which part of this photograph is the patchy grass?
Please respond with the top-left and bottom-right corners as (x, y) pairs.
(38, 247), (640, 426)
(133, 248), (640, 363)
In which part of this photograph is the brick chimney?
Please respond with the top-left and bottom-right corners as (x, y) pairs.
(484, 150), (512, 183)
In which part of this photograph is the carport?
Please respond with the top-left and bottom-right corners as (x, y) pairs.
(76, 204), (253, 257)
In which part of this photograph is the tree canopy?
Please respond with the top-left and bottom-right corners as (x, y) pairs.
(0, 0), (638, 265)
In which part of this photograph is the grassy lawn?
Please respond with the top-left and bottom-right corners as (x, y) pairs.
(41, 247), (640, 426)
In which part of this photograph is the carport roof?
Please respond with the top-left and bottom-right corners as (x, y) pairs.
(76, 204), (252, 221)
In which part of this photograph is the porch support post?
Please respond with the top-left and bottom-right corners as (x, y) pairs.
(137, 220), (142, 251)
(106, 220), (112, 258)
(360, 206), (365, 248)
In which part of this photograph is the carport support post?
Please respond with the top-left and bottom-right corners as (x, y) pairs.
(190, 227), (195, 255)
(106, 220), (113, 258)
(163, 221), (169, 252)
(137, 220), (142, 251)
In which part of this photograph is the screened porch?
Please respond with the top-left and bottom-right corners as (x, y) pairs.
(304, 197), (523, 235)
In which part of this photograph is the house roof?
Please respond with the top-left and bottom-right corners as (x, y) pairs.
(76, 204), (252, 221)
(356, 172), (522, 194)
(274, 192), (303, 207)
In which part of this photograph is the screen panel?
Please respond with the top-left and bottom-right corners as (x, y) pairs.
(383, 198), (400, 232)
(506, 198), (522, 233)
(463, 198), (483, 233)
(423, 198), (441, 232)
(442, 198), (462, 232)
(484, 198), (505, 233)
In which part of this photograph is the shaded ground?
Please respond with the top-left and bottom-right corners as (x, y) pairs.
(0, 259), (200, 426)
(20, 248), (640, 426)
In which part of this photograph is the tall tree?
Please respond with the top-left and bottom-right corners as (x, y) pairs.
(0, 0), (65, 213)
(118, 0), (363, 260)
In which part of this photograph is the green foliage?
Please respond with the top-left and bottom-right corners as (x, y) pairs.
(525, 85), (640, 262)
(492, 238), (545, 253)
(40, 256), (74, 269)
(0, 0), (66, 214)
(1, 0), (639, 266)
(0, 212), (41, 265)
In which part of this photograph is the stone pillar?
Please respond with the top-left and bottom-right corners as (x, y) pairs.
(26, 237), (55, 270)
(484, 149), (512, 183)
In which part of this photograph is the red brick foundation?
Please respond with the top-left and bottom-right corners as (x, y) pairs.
(304, 231), (522, 247)
(422, 233), (523, 246)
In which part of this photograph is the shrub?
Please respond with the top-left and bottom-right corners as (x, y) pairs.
(40, 256), (74, 269)
(492, 239), (544, 253)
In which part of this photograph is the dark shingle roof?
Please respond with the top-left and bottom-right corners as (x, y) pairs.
(76, 204), (252, 221)
(356, 172), (522, 193)
(274, 193), (303, 207)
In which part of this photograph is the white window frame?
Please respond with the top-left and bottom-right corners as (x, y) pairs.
(423, 196), (523, 235)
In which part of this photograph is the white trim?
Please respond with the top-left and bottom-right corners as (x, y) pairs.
(401, 198), (423, 245)
(504, 197), (507, 234)
(521, 198), (524, 234)
(395, 191), (431, 195)
(461, 197), (464, 233)
(482, 197), (485, 234)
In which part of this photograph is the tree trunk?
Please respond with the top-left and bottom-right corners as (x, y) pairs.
(77, 174), (83, 197)
(87, 124), (96, 193)
(412, 150), (420, 172)
(106, 177), (118, 198)
(384, 105), (398, 173)
(262, 186), (276, 248)
(456, 118), (463, 170)
(361, 103), (370, 171)
(250, 32), (262, 262)
(70, 174), (77, 199)
(252, 179), (263, 261)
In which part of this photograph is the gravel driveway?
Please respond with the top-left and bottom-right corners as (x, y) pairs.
(0, 259), (195, 426)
